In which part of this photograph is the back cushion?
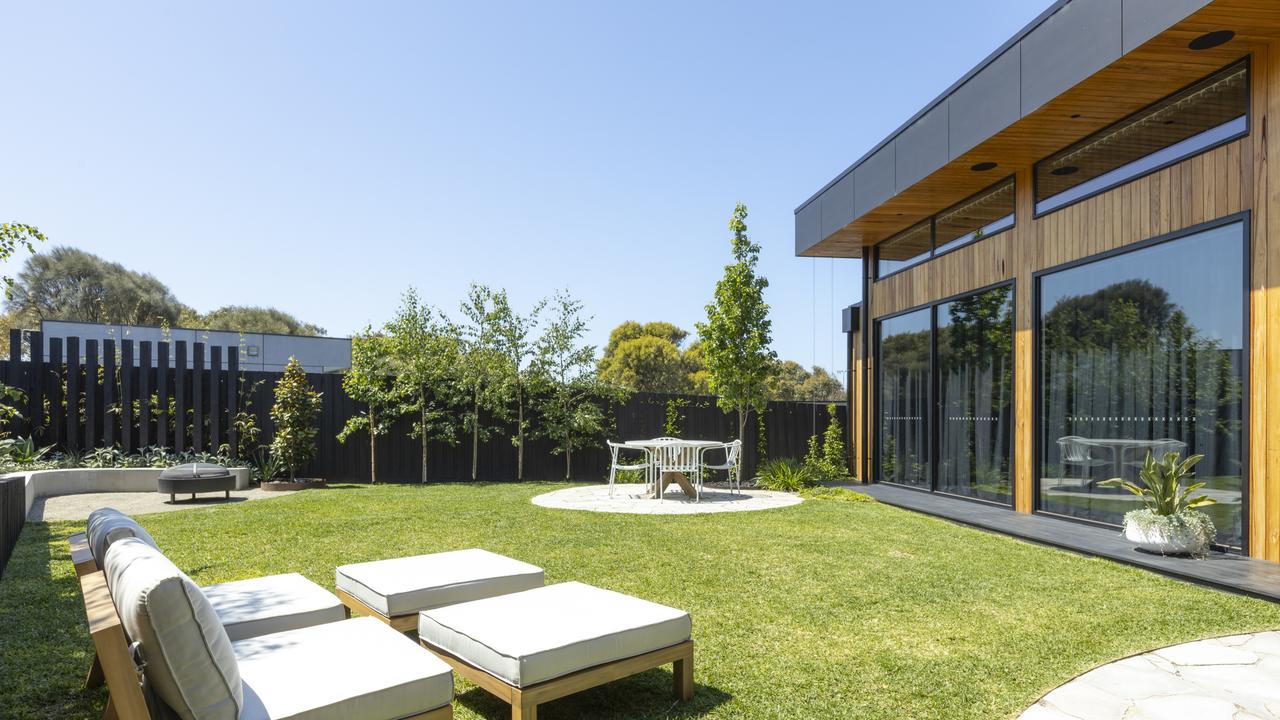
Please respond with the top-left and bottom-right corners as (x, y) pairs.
(104, 538), (242, 720)
(87, 508), (160, 565)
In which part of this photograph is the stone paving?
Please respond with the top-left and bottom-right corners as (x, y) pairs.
(28, 487), (297, 522)
(1019, 631), (1280, 720)
(531, 482), (802, 515)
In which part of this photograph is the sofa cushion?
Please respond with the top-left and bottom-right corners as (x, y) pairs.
(336, 548), (543, 616)
(203, 573), (347, 642)
(103, 538), (242, 720)
(419, 581), (691, 687)
(87, 507), (159, 565)
(236, 617), (453, 720)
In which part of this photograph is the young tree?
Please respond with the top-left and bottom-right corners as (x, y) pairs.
(531, 290), (616, 480)
(337, 328), (402, 483)
(269, 357), (322, 480)
(696, 203), (777, 441)
(458, 284), (510, 481)
(386, 288), (465, 483)
(492, 291), (545, 481)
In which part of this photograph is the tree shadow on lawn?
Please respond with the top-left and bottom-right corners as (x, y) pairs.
(454, 668), (732, 719)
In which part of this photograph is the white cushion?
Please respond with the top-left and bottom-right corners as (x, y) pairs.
(418, 581), (691, 687)
(336, 549), (543, 616)
(202, 573), (347, 642)
(236, 617), (453, 720)
(87, 507), (159, 565)
(103, 538), (242, 720)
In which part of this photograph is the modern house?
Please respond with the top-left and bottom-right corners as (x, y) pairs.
(798, 0), (1280, 563)
(37, 320), (352, 373)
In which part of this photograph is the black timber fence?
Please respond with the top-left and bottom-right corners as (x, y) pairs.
(0, 477), (23, 579)
(0, 330), (846, 483)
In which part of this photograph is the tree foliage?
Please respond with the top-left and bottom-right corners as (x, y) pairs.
(598, 321), (703, 394)
(0, 223), (46, 293)
(6, 246), (191, 326)
(337, 328), (402, 483)
(770, 360), (844, 401)
(458, 284), (511, 481)
(492, 291), (544, 481)
(386, 288), (465, 483)
(696, 203), (776, 438)
(199, 305), (326, 336)
(269, 357), (322, 480)
(531, 290), (617, 479)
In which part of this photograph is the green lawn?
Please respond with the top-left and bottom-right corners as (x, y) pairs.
(3, 482), (1279, 720)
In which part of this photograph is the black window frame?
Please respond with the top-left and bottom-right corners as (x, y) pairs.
(874, 175), (1016, 281)
(1030, 212), (1251, 554)
(873, 279), (1016, 509)
(1032, 59), (1250, 218)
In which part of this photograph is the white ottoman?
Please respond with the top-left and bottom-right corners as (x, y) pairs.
(204, 572), (349, 642)
(336, 549), (544, 632)
(418, 582), (694, 720)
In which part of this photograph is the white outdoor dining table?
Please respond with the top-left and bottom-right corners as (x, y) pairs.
(623, 439), (721, 499)
(1081, 438), (1186, 479)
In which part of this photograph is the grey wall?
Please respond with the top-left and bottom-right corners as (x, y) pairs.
(795, 0), (1214, 256)
(38, 320), (352, 373)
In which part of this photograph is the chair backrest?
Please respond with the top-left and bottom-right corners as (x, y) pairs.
(1154, 438), (1187, 460)
(1057, 436), (1094, 463)
(653, 442), (701, 472)
(723, 440), (742, 465)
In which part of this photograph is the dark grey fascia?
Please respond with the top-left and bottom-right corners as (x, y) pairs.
(794, 0), (1213, 257)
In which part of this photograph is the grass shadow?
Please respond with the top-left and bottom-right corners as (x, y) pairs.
(454, 667), (732, 719)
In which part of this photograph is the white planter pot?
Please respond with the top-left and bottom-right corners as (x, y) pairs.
(1123, 517), (1207, 555)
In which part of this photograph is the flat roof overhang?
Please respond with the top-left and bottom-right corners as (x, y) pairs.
(795, 0), (1280, 259)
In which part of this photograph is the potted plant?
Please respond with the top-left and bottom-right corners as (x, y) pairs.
(1099, 451), (1217, 556)
(262, 357), (326, 491)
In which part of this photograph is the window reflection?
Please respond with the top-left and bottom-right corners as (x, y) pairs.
(938, 286), (1013, 503)
(878, 308), (931, 488)
(1038, 222), (1245, 548)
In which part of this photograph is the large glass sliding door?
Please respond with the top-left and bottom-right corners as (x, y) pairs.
(937, 287), (1014, 503)
(1038, 220), (1246, 548)
(878, 309), (931, 488)
(876, 285), (1014, 502)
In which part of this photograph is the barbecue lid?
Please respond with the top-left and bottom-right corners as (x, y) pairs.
(159, 462), (232, 480)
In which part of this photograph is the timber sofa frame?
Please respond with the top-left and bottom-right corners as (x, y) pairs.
(419, 638), (694, 720)
(75, 569), (452, 720)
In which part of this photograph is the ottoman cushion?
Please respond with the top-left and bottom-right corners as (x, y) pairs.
(236, 617), (453, 720)
(336, 549), (543, 616)
(203, 573), (348, 642)
(418, 581), (692, 687)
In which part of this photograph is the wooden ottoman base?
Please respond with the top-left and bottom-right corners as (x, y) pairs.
(336, 587), (419, 633)
(420, 639), (694, 720)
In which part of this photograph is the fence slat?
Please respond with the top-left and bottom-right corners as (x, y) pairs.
(174, 341), (186, 452)
(28, 331), (42, 441)
(137, 341), (150, 448)
(66, 337), (80, 453)
(85, 340), (99, 451)
(47, 338), (63, 449)
(103, 340), (116, 448)
(209, 346), (221, 452)
(192, 342), (204, 452)
(227, 350), (239, 457)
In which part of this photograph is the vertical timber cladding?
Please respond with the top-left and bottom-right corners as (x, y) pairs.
(1254, 42), (1280, 562)
(867, 138), (1253, 519)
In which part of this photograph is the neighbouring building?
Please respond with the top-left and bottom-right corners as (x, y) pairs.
(796, 0), (1280, 562)
(38, 320), (351, 373)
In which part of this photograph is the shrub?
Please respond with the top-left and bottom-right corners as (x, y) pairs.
(269, 357), (322, 480)
(800, 486), (875, 503)
(803, 405), (852, 482)
(756, 458), (818, 492)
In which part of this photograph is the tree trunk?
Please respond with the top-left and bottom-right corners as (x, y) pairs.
(427, 404), (437, 481)
(738, 406), (749, 472)
(471, 389), (480, 481)
(369, 407), (378, 484)
(516, 389), (524, 481)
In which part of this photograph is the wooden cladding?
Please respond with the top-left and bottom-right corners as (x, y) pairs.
(871, 138), (1249, 319)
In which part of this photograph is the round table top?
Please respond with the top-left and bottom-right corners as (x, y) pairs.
(622, 439), (724, 448)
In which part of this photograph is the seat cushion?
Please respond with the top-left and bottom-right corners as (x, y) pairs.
(336, 549), (543, 616)
(203, 573), (347, 642)
(236, 617), (453, 720)
(419, 581), (692, 687)
(103, 537), (242, 720)
(87, 507), (159, 565)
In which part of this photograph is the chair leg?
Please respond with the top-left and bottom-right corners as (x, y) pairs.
(608, 464), (615, 497)
(512, 695), (537, 720)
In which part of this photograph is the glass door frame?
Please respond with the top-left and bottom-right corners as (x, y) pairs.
(1029, 212), (1252, 552)
(873, 279), (1016, 508)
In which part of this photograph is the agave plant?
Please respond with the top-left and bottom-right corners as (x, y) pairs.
(1098, 451), (1216, 516)
(0, 435), (53, 463)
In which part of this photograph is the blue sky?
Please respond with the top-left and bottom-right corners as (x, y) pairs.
(1, 1), (1052, 380)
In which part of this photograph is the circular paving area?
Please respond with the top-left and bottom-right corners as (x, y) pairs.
(531, 483), (801, 515)
(1019, 631), (1280, 720)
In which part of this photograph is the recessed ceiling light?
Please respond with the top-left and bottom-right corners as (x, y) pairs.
(1051, 166), (1079, 176)
(971, 161), (998, 172)
(1189, 30), (1234, 51)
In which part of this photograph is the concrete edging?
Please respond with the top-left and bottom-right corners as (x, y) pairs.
(1, 467), (252, 516)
